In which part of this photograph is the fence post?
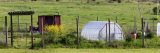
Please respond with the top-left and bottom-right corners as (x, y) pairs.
(5, 16), (8, 47)
(41, 17), (45, 48)
(108, 18), (111, 46)
(141, 17), (145, 48)
(18, 15), (20, 32)
(152, 17), (155, 32)
(30, 15), (34, 49)
(97, 16), (99, 21)
(10, 15), (13, 46)
(116, 16), (118, 23)
(76, 16), (80, 48)
(105, 23), (108, 45)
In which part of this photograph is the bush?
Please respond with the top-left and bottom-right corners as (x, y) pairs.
(145, 32), (156, 39)
(145, 38), (160, 48)
(80, 40), (107, 48)
(137, 32), (142, 39)
(59, 32), (77, 48)
(44, 25), (64, 44)
(110, 41), (125, 48)
(126, 35), (133, 42)
(150, 17), (158, 20)
(152, 7), (160, 15)
(123, 39), (142, 48)
(33, 29), (160, 49)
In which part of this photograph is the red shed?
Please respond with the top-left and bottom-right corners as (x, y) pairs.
(38, 15), (61, 33)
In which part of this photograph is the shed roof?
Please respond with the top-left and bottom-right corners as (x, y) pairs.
(8, 11), (34, 15)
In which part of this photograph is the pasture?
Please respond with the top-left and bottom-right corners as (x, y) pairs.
(0, 1), (159, 53)
(0, 2), (158, 30)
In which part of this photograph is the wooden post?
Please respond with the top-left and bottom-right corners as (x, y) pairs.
(105, 23), (108, 45)
(108, 18), (111, 46)
(41, 17), (45, 48)
(152, 17), (155, 32)
(76, 16), (80, 48)
(10, 15), (13, 46)
(141, 17), (145, 48)
(30, 15), (34, 49)
(116, 17), (118, 23)
(18, 15), (20, 31)
(5, 16), (8, 47)
(97, 16), (99, 21)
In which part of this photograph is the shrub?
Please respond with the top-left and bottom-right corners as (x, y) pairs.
(59, 32), (77, 48)
(145, 32), (156, 39)
(152, 7), (160, 15)
(110, 41), (125, 48)
(137, 32), (142, 39)
(80, 40), (107, 48)
(151, 17), (158, 20)
(44, 25), (64, 43)
(145, 38), (160, 48)
(123, 39), (142, 48)
(45, 25), (63, 35)
(126, 35), (133, 42)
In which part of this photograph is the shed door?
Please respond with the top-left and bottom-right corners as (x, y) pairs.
(45, 16), (54, 25)
(54, 15), (61, 26)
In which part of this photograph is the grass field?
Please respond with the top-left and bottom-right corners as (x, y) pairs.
(0, 2), (158, 31)
(0, 1), (160, 53)
(0, 48), (159, 53)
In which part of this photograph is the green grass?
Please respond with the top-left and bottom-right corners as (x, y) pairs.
(0, 2), (159, 32)
(0, 1), (160, 52)
(0, 48), (159, 53)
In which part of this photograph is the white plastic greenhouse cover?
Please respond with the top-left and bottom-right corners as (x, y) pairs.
(157, 23), (160, 36)
(81, 21), (124, 41)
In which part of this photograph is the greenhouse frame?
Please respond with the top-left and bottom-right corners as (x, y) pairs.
(81, 21), (124, 41)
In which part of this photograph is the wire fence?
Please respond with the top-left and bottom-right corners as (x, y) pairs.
(0, 15), (159, 48)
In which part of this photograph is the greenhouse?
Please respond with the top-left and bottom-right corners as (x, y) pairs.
(81, 21), (124, 41)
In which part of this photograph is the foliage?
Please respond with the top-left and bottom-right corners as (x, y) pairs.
(45, 25), (64, 35)
(150, 17), (158, 20)
(44, 25), (64, 43)
(137, 32), (142, 39)
(59, 32), (77, 48)
(145, 32), (156, 38)
(0, 2), (159, 49)
(125, 34), (133, 42)
(152, 7), (160, 15)
(110, 41), (125, 48)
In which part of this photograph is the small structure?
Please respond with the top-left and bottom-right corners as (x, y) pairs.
(157, 22), (160, 36)
(8, 11), (34, 48)
(37, 15), (61, 33)
(81, 21), (124, 41)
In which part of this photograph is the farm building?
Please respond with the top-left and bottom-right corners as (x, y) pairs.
(36, 15), (61, 33)
(81, 21), (124, 41)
